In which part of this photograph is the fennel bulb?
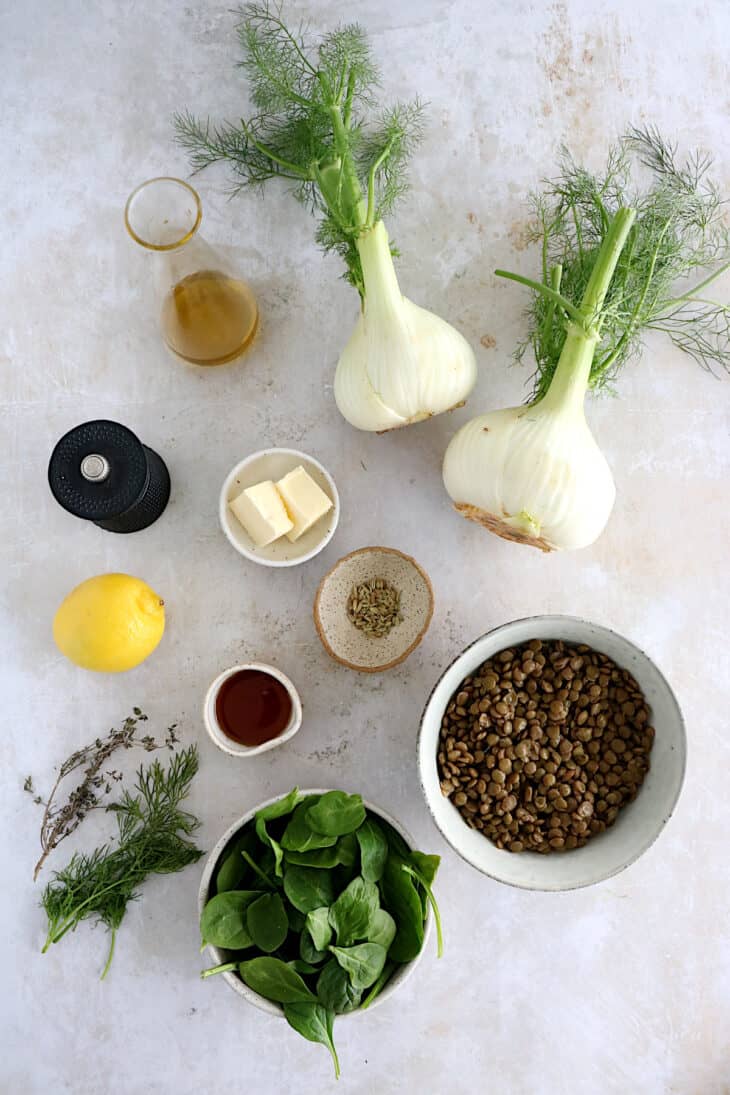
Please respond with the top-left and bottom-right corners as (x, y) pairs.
(446, 129), (730, 552)
(443, 327), (615, 551)
(334, 221), (477, 431)
(176, 7), (475, 432)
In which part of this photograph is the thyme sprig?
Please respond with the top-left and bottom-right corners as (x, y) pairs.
(500, 126), (730, 398)
(26, 709), (179, 880)
(41, 746), (203, 979)
(174, 3), (423, 296)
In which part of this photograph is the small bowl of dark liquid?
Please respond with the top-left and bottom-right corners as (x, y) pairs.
(204, 663), (302, 756)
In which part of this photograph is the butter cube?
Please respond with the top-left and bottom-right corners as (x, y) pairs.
(229, 480), (294, 547)
(276, 465), (333, 542)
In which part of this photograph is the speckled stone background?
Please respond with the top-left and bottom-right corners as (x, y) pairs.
(3, 2), (729, 1093)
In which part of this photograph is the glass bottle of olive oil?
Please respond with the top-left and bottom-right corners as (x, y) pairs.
(125, 177), (258, 366)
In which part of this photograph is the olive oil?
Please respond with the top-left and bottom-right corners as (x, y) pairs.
(161, 269), (258, 366)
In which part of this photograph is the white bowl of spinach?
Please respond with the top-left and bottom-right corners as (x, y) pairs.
(198, 787), (443, 1077)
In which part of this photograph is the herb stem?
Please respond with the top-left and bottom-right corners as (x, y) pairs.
(659, 258), (730, 309)
(360, 961), (394, 1009)
(539, 264), (562, 348)
(593, 218), (670, 379)
(366, 140), (394, 229)
(257, 9), (317, 75)
(578, 207), (636, 325)
(201, 961), (238, 979)
(328, 104), (365, 228)
(100, 929), (116, 981)
(495, 269), (589, 330)
(240, 119), (309, 178)
(241, 850), (275, 888)
(342, 68), (356, 129)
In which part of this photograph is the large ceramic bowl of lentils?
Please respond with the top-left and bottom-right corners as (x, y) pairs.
(417, 616), (686, 891)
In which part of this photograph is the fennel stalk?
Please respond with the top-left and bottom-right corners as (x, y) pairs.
(175, 5), (477, 431)
(174, 5), (421, 299)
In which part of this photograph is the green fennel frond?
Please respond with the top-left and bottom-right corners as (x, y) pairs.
(237, 5), (317, 113)
(174, 3), (423, 295)
(317, 22), (379, 105)
(505, 127), (730, 398)
(357, 100), (426, 222)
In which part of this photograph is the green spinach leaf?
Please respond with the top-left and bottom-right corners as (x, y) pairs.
(328, 942), (387, 990)
(307, 791), (366, 837)
(283, 1003), (340, 1079)
(336, 832), (358, 869)
(408, 851), (440, 886)
(328, 876), (379, 947)
(305, 906), (333, 952)
(316, 958), (362, 1013)
(284, 845), (341, 868)
(283, 864), (335, 913)
(256, 789), (301, 825)
(281, 800), (338, 853)
(380, 854), (424, 963)
(287, 905), (306, 932)
(408, 852), (441, 918)
(287, 959), (320, 975)
(356, 817), (389, 883)
(367, 907), (396, 949)
(255, 788), (301, 877)
(300, 928), (328, 966)
(200, 891), (261, 949)
(239, 956), (317, 1003)
(381, 819), (411, 859)
(246, 893), (289, 953)
(402, 862), (444, 958)
(214, 830), (256, 893)
(284, 831), (359, 869)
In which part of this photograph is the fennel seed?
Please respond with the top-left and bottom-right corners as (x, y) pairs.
(346, 578), (403, 638)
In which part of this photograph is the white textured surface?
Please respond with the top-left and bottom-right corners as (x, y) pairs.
(2, 2), (729, 1093)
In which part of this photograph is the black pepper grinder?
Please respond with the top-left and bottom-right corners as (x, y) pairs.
(48, 419), (171, 533)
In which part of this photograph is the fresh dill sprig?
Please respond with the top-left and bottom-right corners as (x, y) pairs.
(40, 746), (203, 979)
(500, 127), (730, 399)
(174, 4), (424, 296)
(27, 709), (179, 880)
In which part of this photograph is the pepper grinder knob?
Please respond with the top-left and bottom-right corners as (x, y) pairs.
(80, 454), (110, 482)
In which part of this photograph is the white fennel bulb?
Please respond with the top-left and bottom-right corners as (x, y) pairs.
(335, 221), (477, 431)
(443, 203), (641, 553)
(445, 129), (730, 553)
(443, 328), (615, 551)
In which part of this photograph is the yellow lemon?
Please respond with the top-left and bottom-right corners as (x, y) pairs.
(53, 573), (165, 672)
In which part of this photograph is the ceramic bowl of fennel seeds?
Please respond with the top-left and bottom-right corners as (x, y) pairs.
(313, 547), (434, 673)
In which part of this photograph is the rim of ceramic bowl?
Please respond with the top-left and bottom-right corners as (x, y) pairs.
(417, 614), (687, 892)
(313, 546), (435, 673)
(219, 448), (340, 568)
(203, 663), (303, 757)
(198, 789), (432, 1016)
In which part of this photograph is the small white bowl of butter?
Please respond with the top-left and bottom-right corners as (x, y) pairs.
(220, 448), (340, 567)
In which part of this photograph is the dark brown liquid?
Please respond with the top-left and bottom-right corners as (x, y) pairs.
(216, 669), (292, 747)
